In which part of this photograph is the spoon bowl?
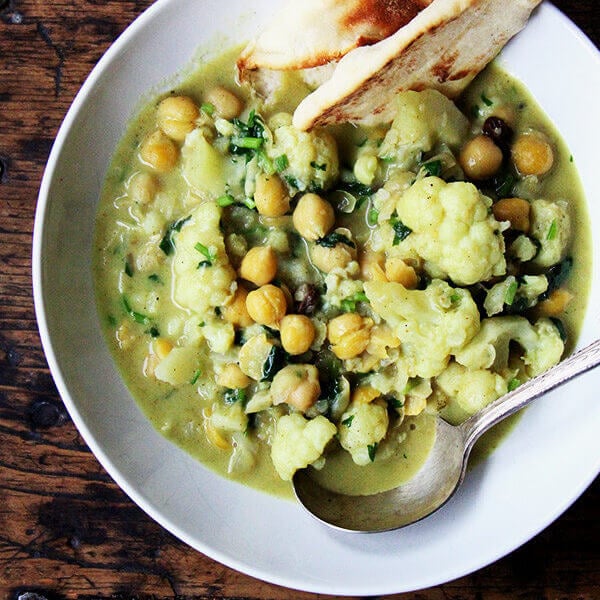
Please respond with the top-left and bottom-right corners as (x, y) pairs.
(293, 339), (600, 533)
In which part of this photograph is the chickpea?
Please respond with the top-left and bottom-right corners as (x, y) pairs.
(280, 315), (316, 355)
(205, 85), (244, 120)
(459, 134), (503, 180)
(536, 288), (573, 317)
(239, 245), (278, 286)
(139, 129), (179, 173)
(222, 286), (254, 328)
(492, 197), (531, 232)
(384, 256), (418, 288)
(327, 313), (372, 360)
(270, 364), (321, 412)
(292, 193), (335, 241)
(351, 386), (381, 405)
(217, 363), (251, 389)
(157, 95), (199, 142)
(511, 132), (554, 176)
(128, 171), (159, 205)
(153, 337), (173, 360)
(319, 235), (356, 270)
(254, 173), (290, 217)
(359, 250), (388, 282)
(246, 284), (287, 326)
(310, 242), (354, 273)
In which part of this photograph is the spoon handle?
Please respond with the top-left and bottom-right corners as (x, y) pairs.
(460, 338), (600, 453)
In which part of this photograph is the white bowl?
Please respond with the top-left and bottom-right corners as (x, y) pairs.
(33, 1), (600, 595)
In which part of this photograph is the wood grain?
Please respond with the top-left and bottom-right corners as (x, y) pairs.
(0, 1), (598, 598)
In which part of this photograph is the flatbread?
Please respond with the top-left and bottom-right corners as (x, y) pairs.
(237, 0), (433, 75)
(292, 0), (542, 129)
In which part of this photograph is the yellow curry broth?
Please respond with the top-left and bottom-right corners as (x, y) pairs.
(93, 46), (590, 498)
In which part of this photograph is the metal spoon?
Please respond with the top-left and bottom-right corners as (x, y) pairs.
(293, 338), (600, 533)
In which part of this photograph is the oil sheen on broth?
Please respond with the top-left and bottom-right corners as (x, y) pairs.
(93, 46), (591, 499)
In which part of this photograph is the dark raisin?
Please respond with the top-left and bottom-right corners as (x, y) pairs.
(294, 283), (319, 315)
(483, 116), (513, 152)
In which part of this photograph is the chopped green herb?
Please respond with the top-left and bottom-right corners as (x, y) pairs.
(224, 387), (247, 405)
(390, 213), (412, 245)
(148, 273), (161, 283)
(284, 175), (299, 189)
(403, 377), (423, 394)
(310, 161), (327, 171)
(201, 102), (215, 116)
(367, 443), (378, 462)
(450, 292), (461, 303)
(230, 110), (266, 159)
(197, 260), (212, 269)
(367, 208), (379, 226)
(190, 369), (202, 385)
(340, 291), (369, 312)
(504, 280), (518, 306)
(422, 159), (442, 177)
(274, 154), (289, 172)
(257, 150), (275, 174)
(242, 197), (256, 210)
(481, 92), (493, 106)
(231, 136), (263, 150)
(216, 194), (235, 207)
(194, 242), (216, 264)
(494, 172), (515, 198)
(124, 258), (134, 277)
(342, 415), (354, 427)
(546, 219), (558, 240)
(544, 257), (573, 296)
(261, 345), (288, 382)
(121, 295), (150, 325)
(159, 215), (191, 255)
(507, 377), (520, 391)
(316, 232), (356, 249)
(146, 326), (160, 338)
(387, 396), (404, 409)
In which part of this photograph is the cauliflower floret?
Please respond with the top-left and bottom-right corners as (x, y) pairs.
(171, 202), (237, 315)
(181, 129), (243, 200)
(378, 90), (469, 169)
(154, 346), (203, 386)
(435, 361), (508, 416)
(323, 260), (362, 309)
(338, 400), (389, 466)
(508, 234), (538, 263)
(529, 199), (571, 267)
(483, 275), (548, 317)
(209, 401), (248, 433)
(271, 413), (337, 480)
(364, 279), (480, 378)
(455, 316), (564, 377)
(268, 118), (339, 192)
(391, 177), (506, 285)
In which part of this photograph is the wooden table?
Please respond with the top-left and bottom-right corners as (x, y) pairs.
(1, 1), (598, 598)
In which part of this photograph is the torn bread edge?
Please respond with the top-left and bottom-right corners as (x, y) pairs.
(290, 0), (543, 130)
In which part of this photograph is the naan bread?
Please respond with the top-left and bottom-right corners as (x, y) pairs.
(292, 0), (542, 129)
(237, 0), (433, 75)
